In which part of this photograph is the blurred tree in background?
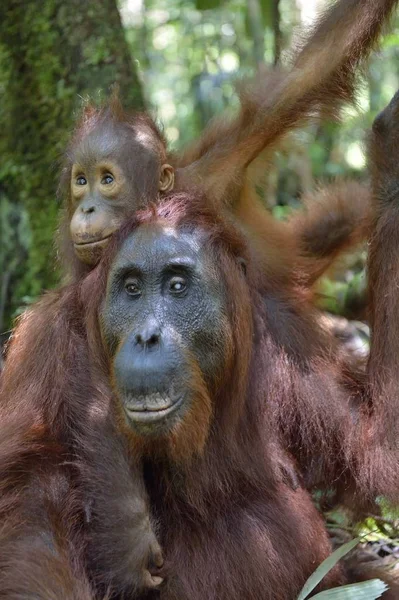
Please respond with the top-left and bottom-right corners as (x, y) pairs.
(1, 0), (399, 339)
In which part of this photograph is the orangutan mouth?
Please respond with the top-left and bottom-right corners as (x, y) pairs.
(124, 392), (184, 423)
(73, 233), (113, 248)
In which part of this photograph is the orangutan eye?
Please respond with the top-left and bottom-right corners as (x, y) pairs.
(76, 175), (87, 186)
(125, 280), (141, 297)
(169, 277), (187, 295)
(101, 174), (114, 185)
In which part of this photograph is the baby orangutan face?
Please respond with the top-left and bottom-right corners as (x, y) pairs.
(69, 120), (174, 265)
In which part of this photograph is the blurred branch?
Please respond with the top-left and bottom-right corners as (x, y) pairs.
(247, 0), (265, 66)
(272, 0), (281, 65)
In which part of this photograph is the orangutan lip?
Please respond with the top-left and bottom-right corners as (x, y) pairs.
(124, 395), (183, 422)
(74, 233), (113, 247)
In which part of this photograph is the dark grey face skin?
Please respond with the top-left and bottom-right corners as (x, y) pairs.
(101, 223), (231, 437)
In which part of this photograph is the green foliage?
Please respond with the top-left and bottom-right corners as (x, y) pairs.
(195, 0), (220, 10)
(316, 268), (367, 318)
(311, 581), (388, 599)
(298, 538), (387, 600)
(298, 538), (361, 600)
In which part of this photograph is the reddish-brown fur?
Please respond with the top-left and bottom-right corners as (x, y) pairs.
(0, 0), (398, 595)
(75, 190), (398, 599)
(0, 356), (96, 598)
(236, 180), (371, 289)
(0, 290), (160, 597)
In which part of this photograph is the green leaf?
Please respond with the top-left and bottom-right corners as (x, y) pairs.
(311, 580), (388, 599)
(297, 538), (360, 600)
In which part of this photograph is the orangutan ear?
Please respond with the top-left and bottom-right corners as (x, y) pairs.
(159, 164), (175, 192)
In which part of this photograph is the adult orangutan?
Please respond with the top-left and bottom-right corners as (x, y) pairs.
(73, 177), (399, 599)
(0, 185), (394, 599)
(2, 100), (399, 596)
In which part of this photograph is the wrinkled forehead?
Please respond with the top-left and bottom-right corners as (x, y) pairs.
(110, 223), (210, 276)
(72, 121), (158, 168)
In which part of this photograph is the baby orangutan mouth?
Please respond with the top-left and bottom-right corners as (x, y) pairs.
(124, 392), (184, 424)
(73, 233), (115, 264)
(74, 234), (113, 246)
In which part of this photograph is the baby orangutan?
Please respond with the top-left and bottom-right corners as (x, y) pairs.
(61, 102), (174, 270)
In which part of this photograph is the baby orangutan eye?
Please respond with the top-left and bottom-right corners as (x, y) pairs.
(101, 174), (114, 185)
(125, 280), (141, 298)
(76, 175), (87, 186)
(169, 277), (187, 295)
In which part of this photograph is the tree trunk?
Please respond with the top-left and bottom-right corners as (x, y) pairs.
(0, 0), (144, 319)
